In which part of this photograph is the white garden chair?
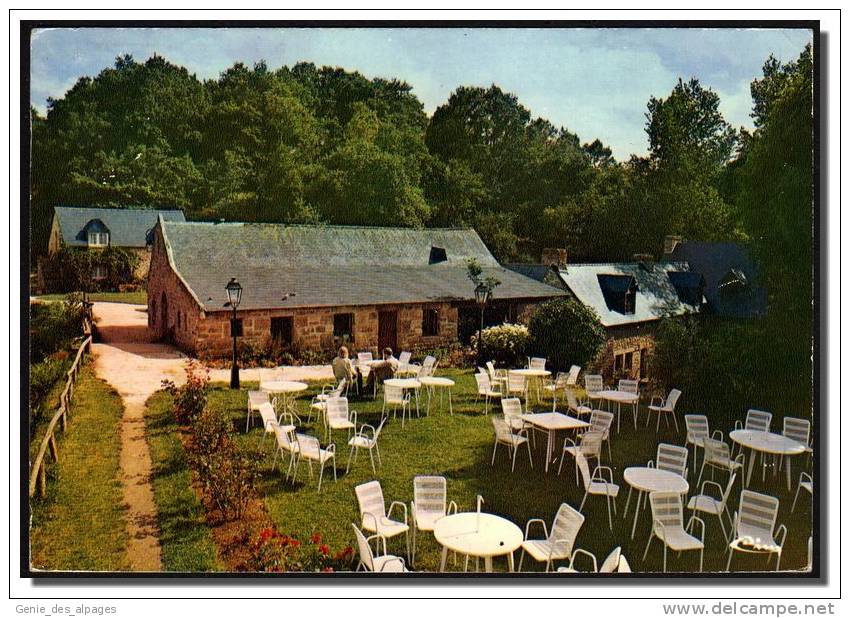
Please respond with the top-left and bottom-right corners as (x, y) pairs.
(687, 472), (737, 541)
(565, 389), (592, 418)
(486, 361), (507, 391)
(617, 379), (640, 426)
(491, 417), (533, 472)
(558, 430), (603, 483)
(395, 351), (415, 376)
(255, 401), (281, 445)
(246, 390), (270, 432)
(684, 414), (723, 474)
(528, 357), (547, 370)
(783, 417), (812, 452)
(696, 437), (744, 489)
(647, 388), (682, 432)
(325, 396), (357, 442)
(309, 379), (347, 424)
(519, 503), (585, 572)
(726, 490), (786, 571)
(575, 452), (619, 530)
(346, 417), (387, 474)
(543, 372), (569, 411)
(584, 374), (604, 406)
(351, 524), (408, 573)
(475, 372), (503, 414)
(501, 397), (529, 436)
(588, 409), (615, 460)
(292, 433), (336, 492)
(618, 555), (632, 573)
(506, 373), (528, 410)
(557, 546), (621, 573)
(383, 383), (414, 427)
(732, 408), (774, 462)
(643, 491), (705, 572)
(566, 365), (581, 387)
(355, 480), (410, 562)
(410, 475), (458, 568)
(792, 471), (813, 512)
(270, 421), (300, 481)
(652, 443), (689, 479)
(416, 355), (437, 378)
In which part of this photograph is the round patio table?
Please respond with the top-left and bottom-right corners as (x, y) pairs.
(622, 467), (689, 539)
(509, 368), (552, 403)
(729, 429), (806, 491)
(418, 376), (454, 415)
(262, 380), (308, 423)
(596, 389), (640, 433)
(435, 512), (523, 572)
(383, 378), (422, 414)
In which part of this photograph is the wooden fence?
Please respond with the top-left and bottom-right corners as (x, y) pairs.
(28, 310), (93, 498)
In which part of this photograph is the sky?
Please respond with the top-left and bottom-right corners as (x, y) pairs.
(30, 27), (812, 161)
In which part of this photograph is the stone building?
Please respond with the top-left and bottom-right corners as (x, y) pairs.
(45, 206), (186, 284)
(147, 220), (565, 357)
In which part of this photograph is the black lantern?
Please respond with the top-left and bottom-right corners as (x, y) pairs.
(225, 277), (243, 389)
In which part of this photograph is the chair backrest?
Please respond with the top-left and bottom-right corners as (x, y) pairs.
(685, 414), (710, 443)
(549, 503), (585, 557)
(421, 355), (436, 371)
(553, 372), (569, 388)
(358, 352), (373, 363)
(372, 417), (388, 442)
(296, 433), (321, 459)
(703, 437), (732, 466)
(475, 372), (492, 394)
(579, 431), (603, 459)
(508, 373), (526, 391)
(486, 361), (498, 381)
(398, 351), (412, 365)
(331, 379), (347, 397)
(745, 409), (772, 432)
(413, 475), (447, 516)
(617, 555), (632, 573)
(384, 384), (406, 404)
(650, 491), (685, 531)
(618, 379), (639, 395)
(720, 473), (738, 509)
(355, 480), (387, 522)
(566, 365), (581, 386)
(589, 410), (614, 436)
(273, 422), (297, 450)
(528, 357), (547, 370)
(566, 389), (580, 409)
(656, 443), (688, 477)
(491, 417), (514, 442)
(584, 374), (603, 393)
(501, 397), (523, 416)
(599, 546), (622, 573)
(665, 388), (682, 410)
(326, 396), (349, 422)
(575, 453), (592, 489)
(737, 489), (779, 538)
(783, 417), (811, 446)
(351, 523), (375, 571)
(248, 390), (268, 407)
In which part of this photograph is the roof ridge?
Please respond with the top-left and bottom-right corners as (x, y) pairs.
(161, 220), (475, 232)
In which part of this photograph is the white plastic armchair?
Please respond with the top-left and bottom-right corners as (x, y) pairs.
(519, 503), (585, 572)
(383, 384), (414, 426)
(528, 357), (547, 370)
(565, 389), (592, 418)
(506, 373), (529, 410)
(351, 524), (408, 573)
(501, 397), (527, 433)
(557, 546), (621, 573)
(346, 417), (387, 474)
(410, 475), (458, 568)
(544, 372), (569, 411)
(588, 409), (615, 460)
(643, 491), (706, 572)
(684, 414), (719, 474)
(475, 372), (503, 414)
(270, 421), (300, 481)
(293, 433), (336, 492)
(355, 480), (410, 562)
(687, 473), (737, 542)
(584, 374), (604, 405)
(559, 431), (603, 483)
(491, 417), (533, 471)
(417, 355), (437, 378)
(654, 443), (689, 479)
(246, 390), (270, 432)
(783, 417), (812, 452)
(647, 388), (682, 432)
(736, 408), (773, 432)
(325, 396), (357, 442)
(566, 365), (581, 387)
(255, 401), (280, 445)
(726, 490), (786, 571)
(395, 351), (415, 376)
(575, 453), (619, 530)
(696, 437), (744, 489)
(309, 379), (347, 423)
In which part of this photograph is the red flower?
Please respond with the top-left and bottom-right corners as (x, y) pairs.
(319, 544), (330, 556)
(278, 535), (290, 546)
(310, 532), (322, 544)
(259, 528), (275, 542)
(290, 539), (301, 548)
(321, 567), (334, 573)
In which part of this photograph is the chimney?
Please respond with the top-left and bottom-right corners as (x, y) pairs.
(663, 235), (683, 255)
(632, 253), (655, 263)
(541, 248), (568, 269)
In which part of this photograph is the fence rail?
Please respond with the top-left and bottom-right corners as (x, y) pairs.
(28, 332), (93, 498)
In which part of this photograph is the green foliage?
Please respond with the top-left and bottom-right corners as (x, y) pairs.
(470, 323), (530, 367)
(41, 246), (140, 292)
(29, 357), (70, 430)
(30, 299), (86, 363)
(528, 299), (606, 372)
(161, 360), (210, 425)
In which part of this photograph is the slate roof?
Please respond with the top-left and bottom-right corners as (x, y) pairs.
(665, 241), (767, 318)
(159, 221), (566, 313)
(54, 206), (186, 248)
(553, 261), (702, 328)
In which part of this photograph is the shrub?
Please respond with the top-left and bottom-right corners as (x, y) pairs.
(528, 299), (606, 372)
(192, 444), (261, 522)
(161, 360), (210, 425)
(30, 299), (86, 363)
(470, 323), (531, 367)
(29, 357), (71, 430)
(40, 246), (140, 292)
(246, 528), (354, 572)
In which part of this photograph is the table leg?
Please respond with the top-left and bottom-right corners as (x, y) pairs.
(617, 402), (622, 434)
(746, 447), (756, 487)
(786, 455), (792, 492)
(484, 556), (493, 573)
(623, 485), (633, 520)
(631, 490), (643, 539)
(439, 546), (449, 572)
(545, 429), (554, 473)
(508, 551), (515, 572)
(448, 390), (453, 416)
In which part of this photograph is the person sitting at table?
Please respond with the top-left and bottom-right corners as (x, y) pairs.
(332, 346), (362, 394)
(364, 348), (398, 395)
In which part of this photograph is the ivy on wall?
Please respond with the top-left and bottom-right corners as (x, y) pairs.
(40, 246), (141, 292)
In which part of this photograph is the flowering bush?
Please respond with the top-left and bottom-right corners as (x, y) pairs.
(470, 323), (531, 367)
(528, 299), (606, 371)
(161, 360), (210, 425)
(247, 528), (354, 572)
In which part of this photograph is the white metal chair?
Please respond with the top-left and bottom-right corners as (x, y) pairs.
(783, 417), (812, 451)
(346, 417), (387, 474)
(544, 372), (569, 411)
(475, 372), (503, 414)
(687, 472), (737, 541)
(519, 503), (585, 572)
(270, 421), (300, 481)
(351, 524), (408, 573)
(588, 409), (615, 460)
(486, 361), (507, 392)
(684, 414), (723, 474)
(584, 374), (604, 406)
(506, 373), (528, 410)
(738, 408), (773, 432)
(557, 546), (621, 573)
(491, 417), (533, 472)
(617, 379), (640, 427)
(395, 351), (415, 376)
(501, 397), (528, 434)
(416, 355), (437, 378)
(255, 401), (281, 445)
(652, 443), (689, 478)
(355, 480), (410, 562)
(558, 430), (603, 483)
(566, 365), (581, 387)
(325, 396), (357, 441)
(643, 491), (705, 572)
(383, 383), (414, 426)
(575, 453), (619, 530)
(246, 390), (270, 432)
(618, 555), (632, 573)
(309, 379), (346, 424)
(726, 490), (786, 571)
(292, 433), (336, 492)
(565, 388), (592, 418)
(792, 471), (813, 512)
(696, 437), (744, 489)
(647, 388), (682, 432)
(528, 357), (547, 370)
(410, 475), (458, 568)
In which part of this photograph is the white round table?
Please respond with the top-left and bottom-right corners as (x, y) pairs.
(509, 368), (552, 403)
(596, 389), (640, 432)
(418, 376), (455, 415)
(262, 380), (308, 422)
(434, 512), (523, 572)
(622, 467), (689, 539)
(383, 378), (422, 414)
(730, 429), (806, 491)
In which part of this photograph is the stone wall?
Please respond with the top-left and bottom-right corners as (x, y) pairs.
(594, 322), (657, 383)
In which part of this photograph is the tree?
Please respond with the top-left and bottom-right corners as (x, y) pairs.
(527, 299), (606, 372)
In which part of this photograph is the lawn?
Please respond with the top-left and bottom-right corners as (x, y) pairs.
(29, 365), (131, 571)
(156, 369), (813, 574)
(35, 290), (148, 305)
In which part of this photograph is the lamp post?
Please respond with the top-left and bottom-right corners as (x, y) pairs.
(225, 277), (243, 389)
(474, 282), (491, 365)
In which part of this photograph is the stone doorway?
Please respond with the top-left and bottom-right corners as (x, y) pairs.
(378, 310), (398, 352)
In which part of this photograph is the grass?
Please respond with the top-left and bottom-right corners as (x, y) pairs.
(152, 370), (813, 574)
(28, 359), (72, 458)
(35, 290), (148, 305)
(144, 391), (223, 572)
(29, 365), (131, 572)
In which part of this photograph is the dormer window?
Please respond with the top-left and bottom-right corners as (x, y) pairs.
(88, 231), (109, 247)
(429, 246), (448, 264)
(719, 268), (748, 291)
(668, 271), (706, 306)
(598, 274), (637, 315)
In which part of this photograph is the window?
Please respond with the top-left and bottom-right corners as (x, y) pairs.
(429, 246), (447, 264)
(422, 307), (440, 337)
(88, 231), (109, 247)
(598, 274), (637, 315)
(333, 313), (354, 344)
(624, 351), (633, 374)
(271, 316), (294, 346)
(91, 264), (107, 280)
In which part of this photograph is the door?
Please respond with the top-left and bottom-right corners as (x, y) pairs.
(378, 310), (398, 352)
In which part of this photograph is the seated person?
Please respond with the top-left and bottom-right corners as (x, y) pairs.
(364, 348), (398, 393)
(331, 346), (362, 393)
